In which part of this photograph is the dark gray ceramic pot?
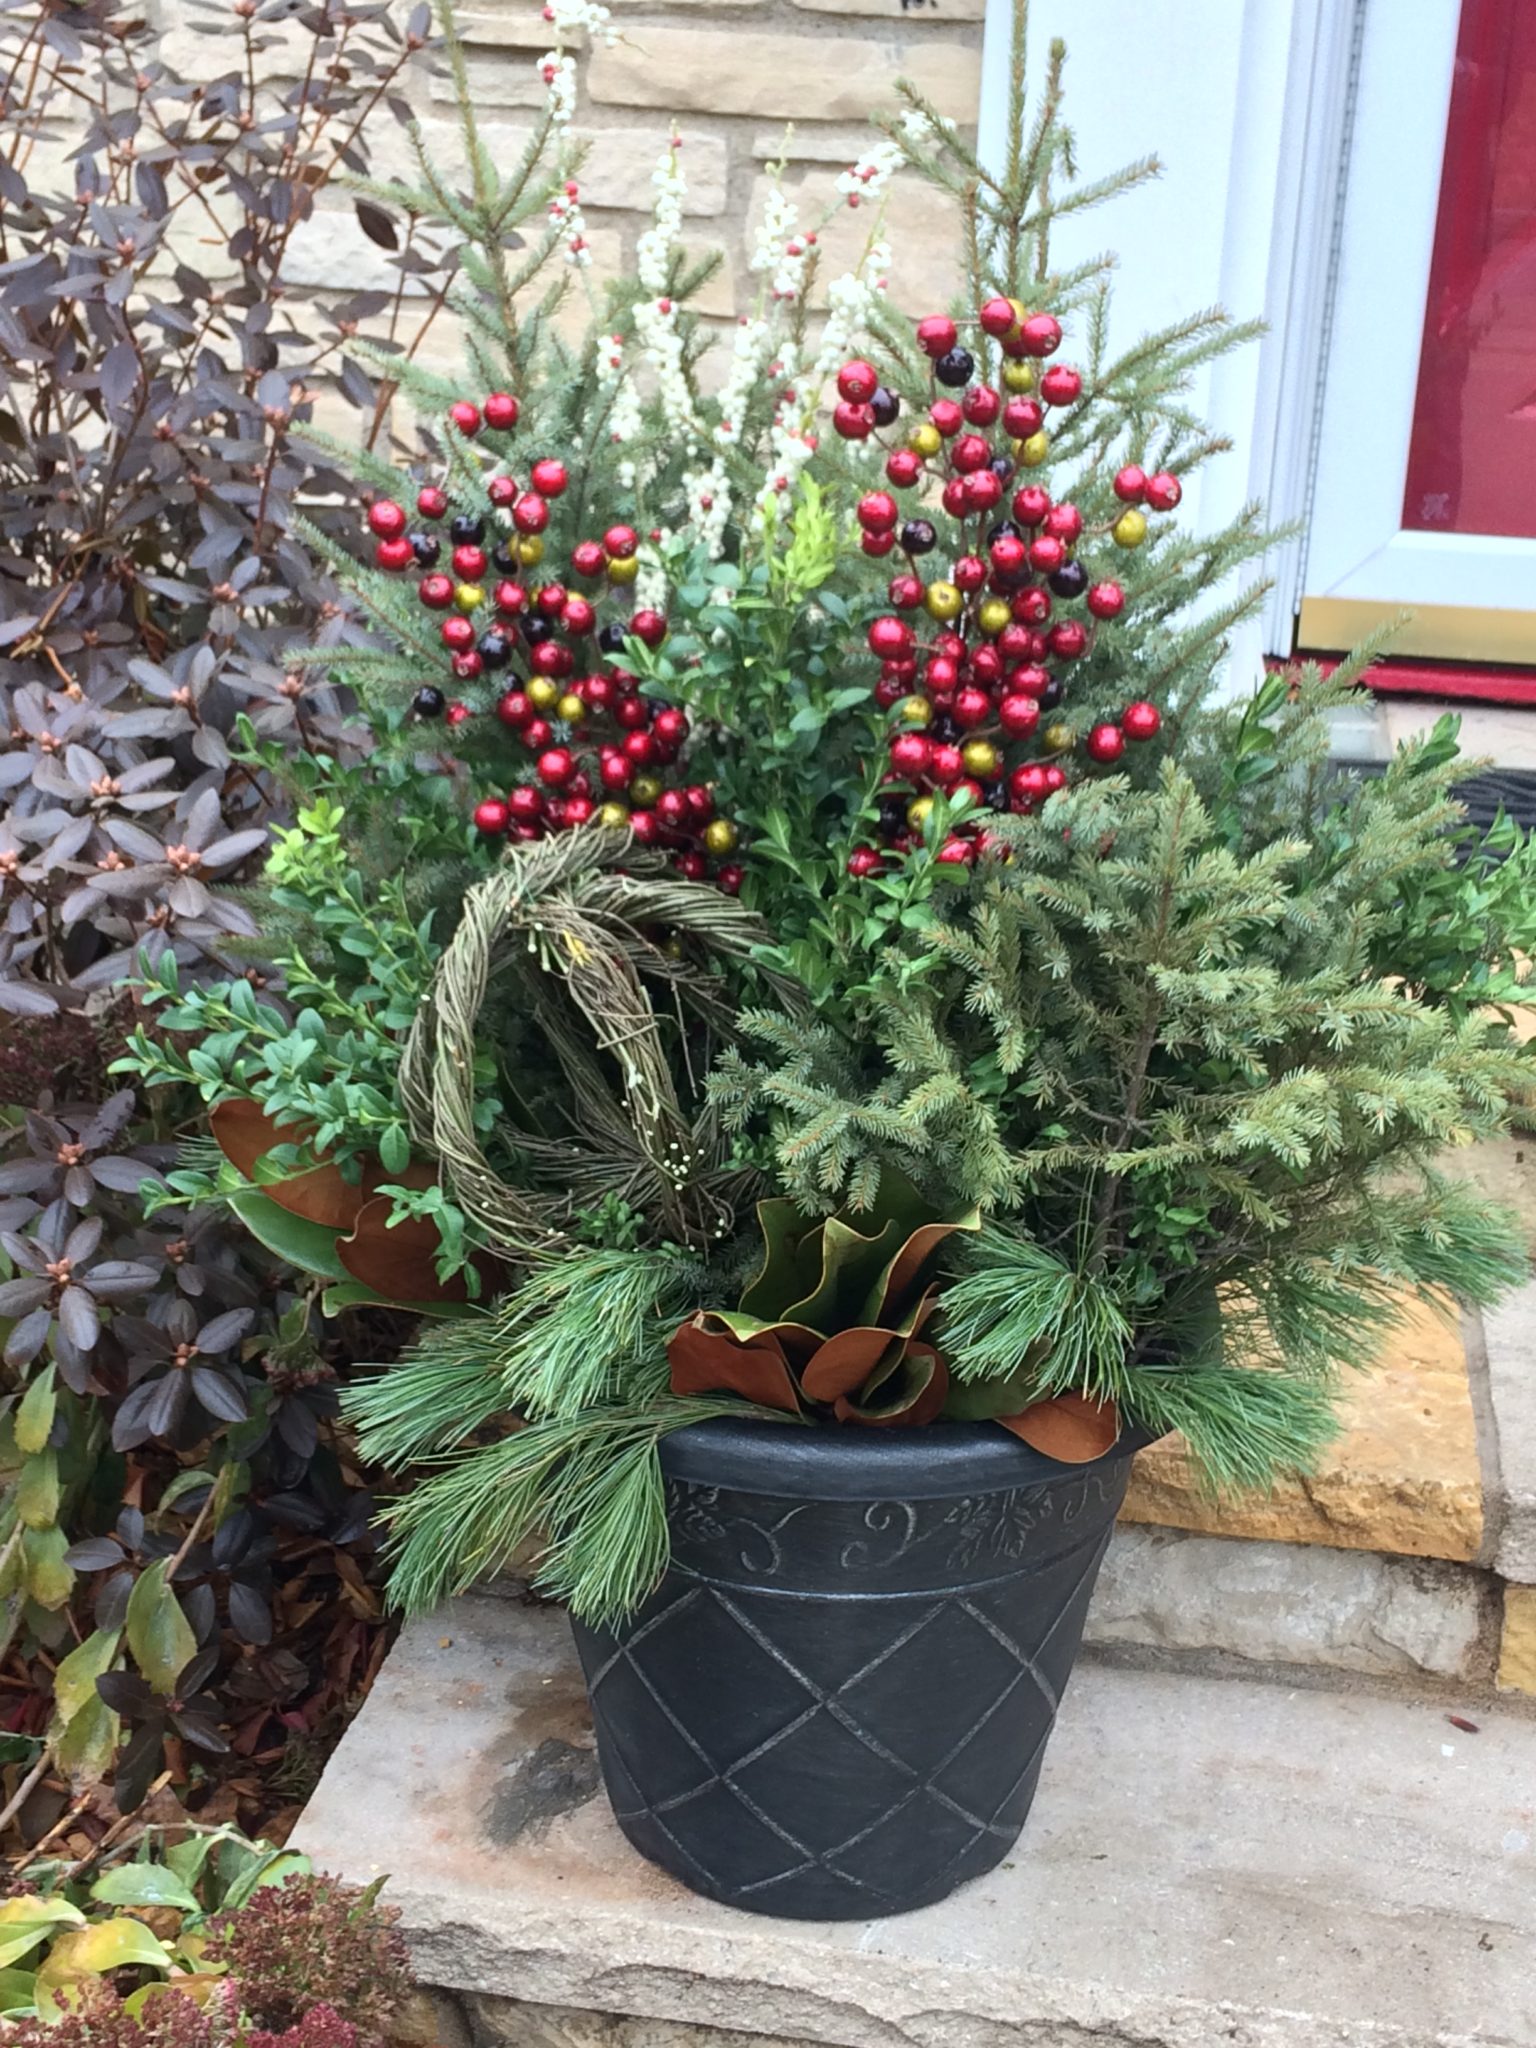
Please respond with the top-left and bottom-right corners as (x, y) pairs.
(570, 1417), (1141, 1921)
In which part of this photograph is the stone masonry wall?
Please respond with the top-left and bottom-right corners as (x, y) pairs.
(149, 0), (984, 393)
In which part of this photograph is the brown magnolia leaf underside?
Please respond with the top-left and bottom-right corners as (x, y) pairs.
(998, 1392), (1121, 1463)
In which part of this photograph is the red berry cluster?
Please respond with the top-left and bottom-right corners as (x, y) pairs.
(361, 399), (742, 888)
(836, 302), (1174, 874)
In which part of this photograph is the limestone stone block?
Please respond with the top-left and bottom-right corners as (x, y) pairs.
(1122, 1290), (1486, 1562)
(1480, 1283), (1536, 1583)
(430, 50), (554, 110)
(1499, 1583), (1536, 1693)
(744, 168), (961, 313)
(367, 119), (727, 217)
(466, 1993), (815, 2045)
(588, 29), (982, 127)
(791, 0), (983, 16)
(1087, 1524), (1494, 1682)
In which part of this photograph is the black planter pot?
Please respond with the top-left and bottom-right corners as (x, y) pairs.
(570, 1417), (1141, 1921)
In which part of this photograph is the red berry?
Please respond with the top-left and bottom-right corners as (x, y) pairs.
(367, 498), (406, 540)
(950, 433), (991, 476)
(603, 525), (638, 560)
(563, 796), (595, 827)
(847, 845), (886, 878)
(1044, 503), (1083, 544)
(656, 788), (690, 827)
(374, 537), (413, 572)
(941, 478), (969, 519)
(888, 575), (925, 610)
(716, 863), (744, 895)
(1145, 471), (1182, 512)
(833, 400), (875, 440)
(473, 797), (510, 836)
(964, 471), (1002, 513)
(614, 694), (650, 730)
(1122, 699), (1162, 741)
(440, 615), (475, 651)
(1086, 721), (1126, 763)
(451, 651), (483, 681)
(874, 675), (904, 710)
(623, 729), (656, 766)
(452, 544), (488, 580)
(857, 492), (899, 534)
(1044, 764), (1068, 792)
(978, 297), (1017, 339)
(488, 475), (518, 507)
(997, 624), (1033, 662)
(416, 486), (448, 521)
(563, 596), (596, 636)
(1002, 396), (1044, 439)
(483, 392), (519, 430)
(971, 645), (1002, 686)
(930, 744), (965, 787)
(837, 359), (879, 404)
(1008, 663), (1051, 699)
(523, 718), (553, 751)
(449, 400), (482, 436)
(869, 616), (914, 660)
(630, 609), (668, 648)
(1113, 465), (1147, 504)
(537, 747), (575, 788)
(509, 785), (546, 826)
(1039, 365), (1082, 406)
(599, 754), (633, 791)
(999, 694), (1041, 738)
(1020, 312), (1062, 357)
(1087, 581), (1125, 620)
(497, 689), (532, 728)
(954, 555), (987, 594)
(528, 641), (570, 680)
(571, 540), (607, 578)
(1029, 535), (1066, 574)
(886, 449), (923, 489)
(494, 580), (528, 615)
(685, 784), (714, 821)
(513, 493), (549, 535)
(889, 732), (932, 777)
(531, 457), (569, 498)
(962, 384), (1001, 427)
(916, 314), (958, 358)
(418, 573), (454, 609)
(1012, 486), (1052, 527)
(537, 583), (568, 617)
(653, 706), (689, 746)
(1011, 585), (1051, 624)
(675, 850), (708, 882)
(926, 655), (960, 692)
(862, 530), (896, 558)
(1050, 620), (1088, 660)
(929, 398), (964, 438)
(952, 687), (991, 730)
(989, 531), (1028, 578)
(936, 836), (975, 866)
(446, 701), (472, 727)
(628, 808), (659, 845)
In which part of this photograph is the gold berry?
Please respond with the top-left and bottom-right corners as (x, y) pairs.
(526, 677), (559, 711)
(597, 801), (630, 829)
(1113, 508), (1149, 548)
(703, 818), (738, 855)
(607, 553), (639, 584)
(907, 795), (935, 828)
(630, 773), (661, 805)
(1003, 361), (1036, 393)
(454, 582), (484, 612)
(1041, 720), (1074, 754)
(976, 597), (1011, 638)
(896, 694), (934, 727)
(556, 692), (585, 723)
(516, 536), (544, 566)
(961, 739), (1000, 778)
(909, 422), (943, 458)
(1017, 431), (1049, 468)
(924, 580), (963, 622)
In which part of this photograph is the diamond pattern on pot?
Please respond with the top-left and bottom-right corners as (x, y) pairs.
(580, 1525), (1112, 1909)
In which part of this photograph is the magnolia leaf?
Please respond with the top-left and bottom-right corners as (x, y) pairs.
(226, 1188), (348, 1283)
(51, 1627), (121, 1726)
(90, 1864), (200, 1913)
(319, 1278), (482, 1320)
(13, 1366), (55, 1455)
(997, 1393), (1121, 1464)
(0, 1898), (85, 1972)
(125, 1560), (197, 1697)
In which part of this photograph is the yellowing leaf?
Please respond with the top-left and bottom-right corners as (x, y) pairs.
(22, 1525), (73, 1609)
(16, 1449), (59, 1531)
(125, 1560), (196, 1697)
(13, 1367), (55, 1456)
(54, 1694), (120, 1787)
(39, 1917), (172, 1984)
(51, 1628), (121, 1728)
(0, 1897), (85, 1972)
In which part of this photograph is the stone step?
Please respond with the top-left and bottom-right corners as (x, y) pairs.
(295, 1589), (1536, 2048)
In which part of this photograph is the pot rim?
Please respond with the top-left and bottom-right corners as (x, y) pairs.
(659, 1414), (1154, 1501)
